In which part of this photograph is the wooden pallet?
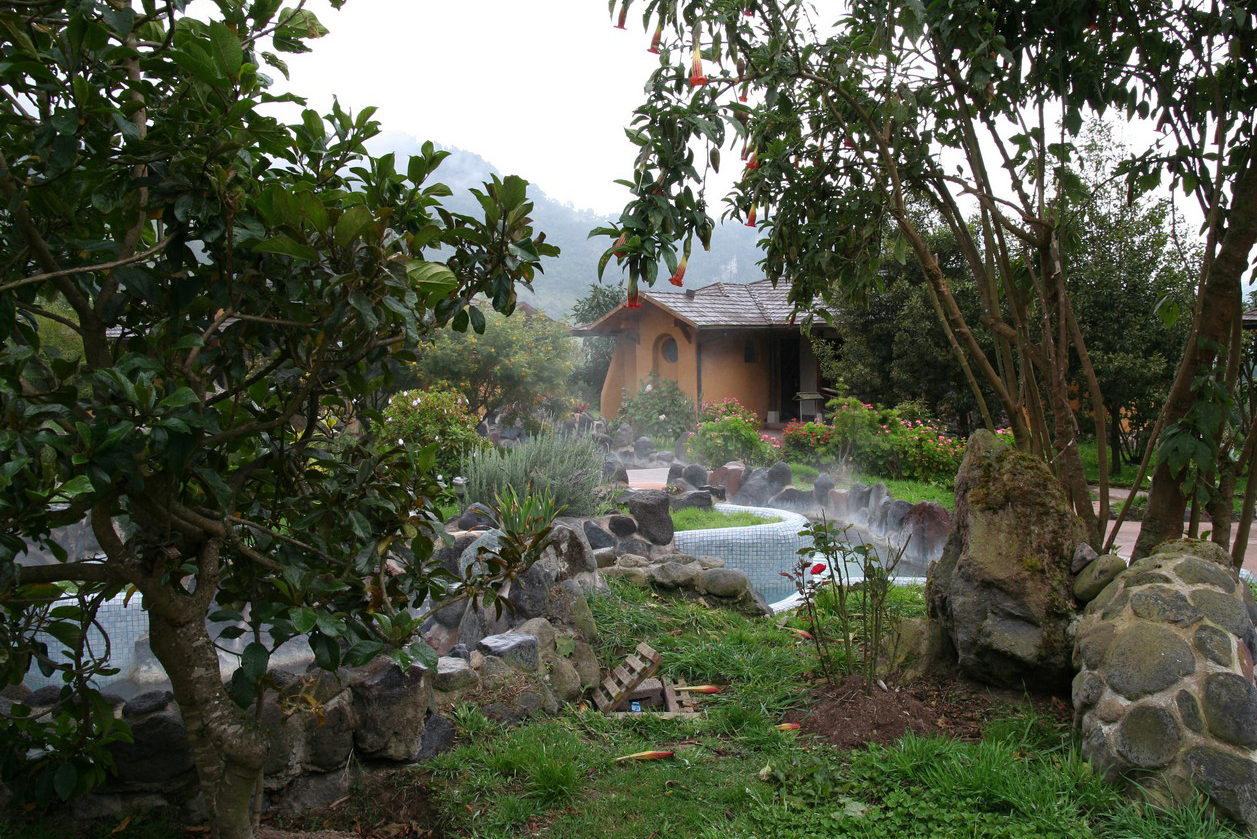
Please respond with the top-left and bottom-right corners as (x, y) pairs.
(608, 676), (702, 718)
(591, 642), (661, 712)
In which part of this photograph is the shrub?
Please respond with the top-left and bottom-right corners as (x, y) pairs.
(379, 388), (485, 479)
(617, 373), (696, 441)
(690, 415), (771, 467)
(782, 419), (833, 463)
(462, 432), (606, 517)
(699, 397), (758, 425)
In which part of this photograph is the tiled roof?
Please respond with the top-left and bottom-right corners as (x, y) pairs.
(645, 279), (798, 328)
(575, 279), (807, 333)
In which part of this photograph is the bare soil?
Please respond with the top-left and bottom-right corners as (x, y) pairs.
(786, 672), (1072, 750)
(262, 769), (448, 839)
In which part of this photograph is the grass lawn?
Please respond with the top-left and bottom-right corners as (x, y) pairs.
(850, 471), (955, 510)
(8, 579), (1245, 839)
(672, 507), (783, 531)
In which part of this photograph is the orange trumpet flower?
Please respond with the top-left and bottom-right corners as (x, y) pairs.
(615, 750), (675, 762)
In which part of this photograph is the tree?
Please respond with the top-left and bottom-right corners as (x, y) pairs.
(0, 4), (555, 837)
(1061, 122), (1195, 477)
(821, 222), (993, 433)
(571, 280), (625, 408)
(600, 0), (1257, 559)
(410, 309), (576, 423)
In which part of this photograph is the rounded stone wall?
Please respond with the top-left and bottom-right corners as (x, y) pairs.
(1072, 540), (1257, 829)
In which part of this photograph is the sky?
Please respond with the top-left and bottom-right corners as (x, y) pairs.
(277, 0), (675, 215)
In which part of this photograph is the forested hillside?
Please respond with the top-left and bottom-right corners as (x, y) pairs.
(368, 133), (766, 317)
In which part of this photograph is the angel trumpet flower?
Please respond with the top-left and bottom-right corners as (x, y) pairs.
(746, 204), (758, 227)
(648, 21), (663, 53)
(615, 750), (675, 762)
(690, 42), (708, 87)
(614, 3), (628, 29)
(668, 255), (687, 286)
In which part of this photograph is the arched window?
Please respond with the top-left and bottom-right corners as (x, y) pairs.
(653, 333), (680, 374)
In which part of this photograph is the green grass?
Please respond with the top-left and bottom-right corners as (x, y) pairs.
(790, 461), (821, 488)
(671, 507), (783, 531)
(851, 471), (955, 510)
(15, 580), (1248, 839)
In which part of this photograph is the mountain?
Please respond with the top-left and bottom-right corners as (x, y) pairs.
(366, 132), (768, 319)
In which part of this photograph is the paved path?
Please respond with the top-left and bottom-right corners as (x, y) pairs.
(1092, 488), (1257, 576)
(625, 467), (670, 491)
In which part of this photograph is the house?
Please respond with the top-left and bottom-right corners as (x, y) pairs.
(574, 279), (837, 423)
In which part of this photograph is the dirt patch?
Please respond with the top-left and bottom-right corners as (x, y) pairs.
(264, 769), (448, 839)
(787, 672), (1071, 751)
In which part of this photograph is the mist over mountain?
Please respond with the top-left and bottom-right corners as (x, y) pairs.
(367, 132), (768, 318)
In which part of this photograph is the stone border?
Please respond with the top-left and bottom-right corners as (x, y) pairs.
(672, 504), (810, 609)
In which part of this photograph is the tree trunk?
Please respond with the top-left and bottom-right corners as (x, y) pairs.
(147, 602), (266, 839)
(1109, 407), (1123, 478)
(1135, 153), (1257, 557)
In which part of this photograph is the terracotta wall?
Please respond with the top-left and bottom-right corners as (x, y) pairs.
(698, 332), (773, 419)
(598, 313), (807, 423)
(599, 304), (698, 418)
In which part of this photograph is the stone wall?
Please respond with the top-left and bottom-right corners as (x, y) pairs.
(1072, 541), (1257, 829)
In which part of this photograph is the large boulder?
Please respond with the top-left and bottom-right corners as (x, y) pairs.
(670, 490), (713, 511)
(926, 430), (1085, 690)
(1072, 541), (1257, 830)
(628, 490), (674, 545)
(347, 659), (431, 761)
(536, 523), (600, 592)
(708, 462), (746, 496)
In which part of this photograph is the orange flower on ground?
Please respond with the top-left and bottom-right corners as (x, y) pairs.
(775, 722), (801, 731)
(675, 684), (723, 694)
(615, 750), (675, 762)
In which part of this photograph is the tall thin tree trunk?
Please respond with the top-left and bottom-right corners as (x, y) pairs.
(1135, 154), (1257, 557)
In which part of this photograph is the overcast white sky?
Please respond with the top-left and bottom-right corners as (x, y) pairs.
(277, 0), (670, 214)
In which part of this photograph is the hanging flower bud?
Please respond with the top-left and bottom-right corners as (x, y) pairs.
(739, 83), (749, 103)
(746, 149), (760, 170)
(626, 277), (642, 309)
(689, 42), (708, 87)
(615, 2), (628, 29)
(668, 236), (693, 286)
(746, 204), (758, 227)
(668, 255), (687, 286)
(648, 21), (663, 53)
(741, 140), (749, 161)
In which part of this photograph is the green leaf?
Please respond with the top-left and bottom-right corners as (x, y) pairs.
(334, 204), (374, 248)
(255, 234), (317, 261)
(209, 22), (243, 80)
(240, 642), (269, 683)
(290, 606), (317, 634)
(53, 762), (78, 801)
(157, 387), (200, 410)
(408, 641), (437, 670)
(310, 632), (341, 670)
